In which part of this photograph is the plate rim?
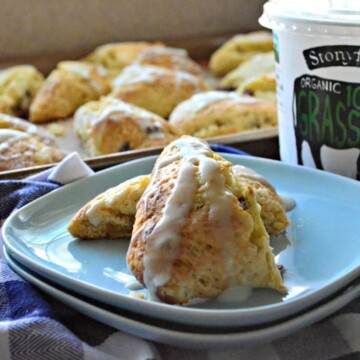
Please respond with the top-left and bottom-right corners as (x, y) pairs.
(5, 247), (360, 349)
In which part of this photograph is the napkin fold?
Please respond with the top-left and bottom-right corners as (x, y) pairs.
(0, 153), (94, 225)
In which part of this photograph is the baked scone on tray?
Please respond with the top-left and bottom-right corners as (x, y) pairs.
(74, 97), (176, 156)
(83, 42), (162, 76)
(237, 73), (277, 103)
(221, 52), (275, 89)
(110, 64), (208, 118)
(127, 136), (287, 304)
(134, 46), (202, 75)
(29, 61), (111, 123)
(0, 65), (44, 118)
(0, 113), (56, 146)
(209, 31), (274, 76)
(169, 91), (277, 138)
(0, 129), (65, 171)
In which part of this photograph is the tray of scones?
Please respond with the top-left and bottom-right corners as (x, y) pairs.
(0, 31), (278, 178)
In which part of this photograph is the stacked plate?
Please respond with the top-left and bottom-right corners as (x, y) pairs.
(3, 155), (360, 349)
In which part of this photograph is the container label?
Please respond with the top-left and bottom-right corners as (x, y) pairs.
(293, 74), (360, 178)
(303, 45), (360, 70)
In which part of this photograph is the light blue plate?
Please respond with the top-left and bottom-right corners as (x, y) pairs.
(5, 248), (360, 349)
(3, 154), (360, 328)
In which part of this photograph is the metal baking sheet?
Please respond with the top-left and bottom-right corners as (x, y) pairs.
(0, 34), (279, 179)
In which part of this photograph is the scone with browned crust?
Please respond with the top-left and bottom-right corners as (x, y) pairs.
(0, 65), (44, 118)
(110, 64), (208, 118)
(68, 175), (151, 239)
(127, 136), (286, 305)
(135, 46), (202, 75)
(209, 31), (273, 76)
(0, 113), (55, 145)
(67, 163), (289, 240)
(29, 61), (111, 123)
(169, 91), (277, 138)
(0, 129), (65, 171)
(231, 165), (289, 235)
(237, 73), (277, 103)
(74, 97), (176, 156)
(221, 52), (275, 89)
(83, 42), (162, 76)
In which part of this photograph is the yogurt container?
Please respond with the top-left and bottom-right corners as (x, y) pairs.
(260, 0), (360, 180)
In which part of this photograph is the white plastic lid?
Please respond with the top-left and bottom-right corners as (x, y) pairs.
(260, 0), (360, 27)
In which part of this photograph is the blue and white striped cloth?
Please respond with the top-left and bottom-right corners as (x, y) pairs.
(1, 150), (360, 360)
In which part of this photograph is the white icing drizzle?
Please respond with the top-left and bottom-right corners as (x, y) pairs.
(199, 156), (235, 280)
(280, 195), (296, 212)
(169, 91), (261, 123)
(137, 137), (236, 299)
(85, 198), (104, 227)
(139, 46), (188, 58)
(103, 267), (144, 290)
(232, 164), (273, 189)
(113, 64), (202, 91)
(0, 129), (30, 155)
(142, 158), (198, 297)
(76, 98), (167, 142)
(59, 61), (108, 94)
(0, 114), (38, 135)
(113, 65), (168, 87)
(97, 100), (161, 129)
(85, 176), (144, 226)
(215, 285), (253, 303)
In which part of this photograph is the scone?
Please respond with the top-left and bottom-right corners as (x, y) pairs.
(0, 129), (65, 171)
(209, 31), (273, 76)
(221, 52), (275, 89)
(231, 165), (289, 235)
(68, 175), (151, 239)
(74, 97), (176, 156)
(127, 136), (286, 305)
(29, 61), (111, 123)
(68, 164), (289, 239)
(0, 113), (55, 145)
(83, 42), (161, 76)
(0, 65), (44, 118)
(237, 73), (277, 103)
(135, 46), (202, 75)
(169, 91), (277, 138)
(110, 64), (208, 118)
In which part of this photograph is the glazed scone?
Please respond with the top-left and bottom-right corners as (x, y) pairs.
(221, 52), (275, 89)
(110, 64), (208, 118)
(68, 166), (289, 239)
(231, 165), (289, 235)
(0, 113), (55, 145)
(74, 97), (176, 156)
(135, 46), (202, 75)
(68, 175), (151, 239)
(209, 31), (273, 76)
(127, 136), (286, 305)
(29, 61), (111, 123)
(169, 91), (277, 138)
(0, 65), (44, 118)
(83, 42), (161, 76)
(237, 73), (277, 103)
(0, 129), (65, 171)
